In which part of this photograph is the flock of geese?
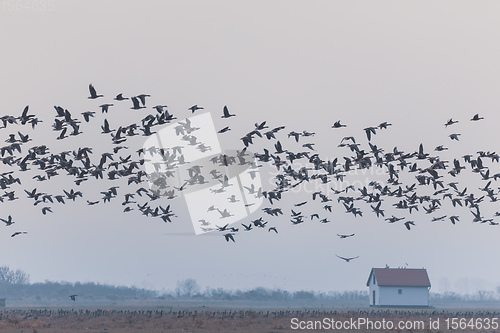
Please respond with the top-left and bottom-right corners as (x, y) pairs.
(0, 84), (499, 263)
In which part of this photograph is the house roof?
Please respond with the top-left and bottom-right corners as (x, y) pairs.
(366, 268), (431, 287)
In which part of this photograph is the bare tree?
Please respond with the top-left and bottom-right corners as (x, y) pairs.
(476, 290), (493, 301)
(175, 278), (200, 298)
(0, 266), (30, 285)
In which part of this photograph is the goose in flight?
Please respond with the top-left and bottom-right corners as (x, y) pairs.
(69, 295), (77, 301)
(302, 143), (315, 150)
(88, 84), (103, 99)
(288, 131), (301, 142)
(24, 188), (40, 199)
(17, 132), (31, 143)
(290, 216), (304, 225)
(136, 94), (150, 105)
(131, 97), (146, 110)
(252, 217), (267, 228)
(404, 220), (415, 230)
(302, 130), (315, 137)
(221, 106), (235, 118)
(435, 145), (448, 151)
(337, 233), (355, 239)
(416, 143), (428, 160)
(470, 114), (484, 121)
(336, 254), (359, 262)
(363, 127), (377, 141)
(471, 207), (483, 222)
(189, 105), (204, 113)
(224, 233), (235, 242)
(0, 215), (14, 226)
(274, 141), (285, 154)
(255, 121), (268, 130)
(341, 136), (356, 144)
(216, 223), (229, 231)
(56, 128), (68, 140)
(218, 126), (230, 133)
(41, 207), (53, 215)
(81, 111), (95, 122)
(11, 231), (27, 237)
(241, 223), (252, 231)
(444, 118), (458, 127)
(114, 93), (129, 101)
(378, 121), (392, 129)
(385, 215), (404, 223)
(371, 202), (385, 217)
(153, 105), (168, 113)
(332, 121), (346, 128)
(99, 104), (113, 113)
(18, 105), (34, 125)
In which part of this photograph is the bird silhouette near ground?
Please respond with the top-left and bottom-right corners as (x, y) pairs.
(0, 83), (499, 247)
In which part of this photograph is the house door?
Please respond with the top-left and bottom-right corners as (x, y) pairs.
(372, 290), (376, 305)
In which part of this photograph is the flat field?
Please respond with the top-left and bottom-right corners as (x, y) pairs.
(0, 306), (499, 333)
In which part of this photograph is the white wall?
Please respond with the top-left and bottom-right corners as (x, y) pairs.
(368, 273), (379, 306)
(379, 286), (429, 306)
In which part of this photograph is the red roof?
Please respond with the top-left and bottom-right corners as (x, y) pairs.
(367, 268), (431, 287)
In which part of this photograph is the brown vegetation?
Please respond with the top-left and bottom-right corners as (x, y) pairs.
(0, 307), (497, 332)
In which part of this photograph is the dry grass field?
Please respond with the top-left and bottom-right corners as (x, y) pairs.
(0, 306), (498, 333)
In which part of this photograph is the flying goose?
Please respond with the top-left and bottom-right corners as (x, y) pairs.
(88, 84), (103, 99)
(336, 254), (359, 262)
(0, 215), (14, 226)
(332, 120), (346, 128)
(221, 106), (235, 118)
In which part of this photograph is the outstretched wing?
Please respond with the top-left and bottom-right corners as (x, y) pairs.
(89, 84), (97, 97)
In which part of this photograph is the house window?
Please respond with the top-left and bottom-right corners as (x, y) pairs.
(398, 289), (402, 294)
(372, 275), (375, 284)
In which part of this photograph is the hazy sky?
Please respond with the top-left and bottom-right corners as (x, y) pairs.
(1, 1), (500, 295)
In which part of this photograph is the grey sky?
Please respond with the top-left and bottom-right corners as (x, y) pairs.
(1, 1), (500, 294)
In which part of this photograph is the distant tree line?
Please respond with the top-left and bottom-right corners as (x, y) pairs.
(1, 268), (499, 303)
(0, 271), (369, 301)
(0, 266), (154, 299)
(430, 290), (500, 302)
(168, 279), (500, 303)
(169, 278), (369, 301)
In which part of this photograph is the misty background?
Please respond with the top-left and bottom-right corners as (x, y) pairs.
(1, 0), (500, 297)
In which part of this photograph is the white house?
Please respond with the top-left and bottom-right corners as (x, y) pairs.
(367, 267), (431, 307)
